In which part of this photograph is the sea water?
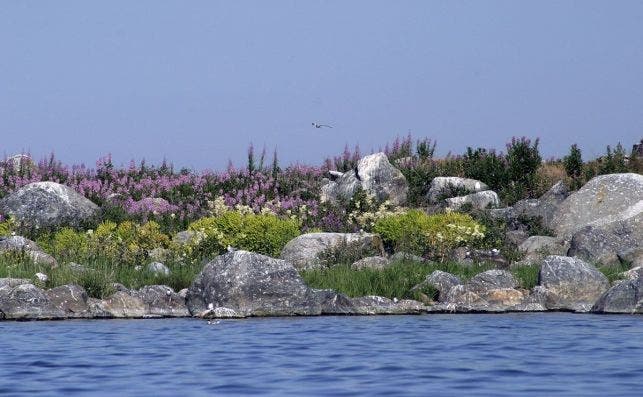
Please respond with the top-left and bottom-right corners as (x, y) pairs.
(1, 313), (641, 396)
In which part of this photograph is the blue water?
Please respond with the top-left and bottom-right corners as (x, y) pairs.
(1, 314), (642, 396)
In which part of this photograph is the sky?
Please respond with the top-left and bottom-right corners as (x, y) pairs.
(1, 1), (642, 170)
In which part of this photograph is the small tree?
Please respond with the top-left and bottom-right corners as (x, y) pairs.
(504, 137), (542, 202)
(563, 144), (583, 189)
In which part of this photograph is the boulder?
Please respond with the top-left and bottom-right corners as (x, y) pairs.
(351, 256), (391, 270)
(280, 232), (384, 270)
(435, 285), (539, 313)
(45, 284), (91, 318)
(321, 153), (408, 206)
(518, 236), (569, 264)
(186, 250), (322, 317)
(99, 291), (148, 318)
(0, 181), (99, 231)
(466, 270), (518, 294)
(434, 270), (539, 313)
(568, 225), (638, 267)
(315, 290), (355, 315)
(446, 191), (500, 211)
(0, 283), (65, 320)
(427, 177), (489, 203)
(551, 173), (642, 237)
(411, 270), (461, 302)
(537, 255), (610, 312)
(132, 285), (189, 317)
(146, 262), (171, 276)
(512, 181), (569, 230)
(0, 236), (58, 267)
(591, 278), (643, 314)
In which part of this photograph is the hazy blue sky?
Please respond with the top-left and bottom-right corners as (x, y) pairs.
(1, 1), (642, 170)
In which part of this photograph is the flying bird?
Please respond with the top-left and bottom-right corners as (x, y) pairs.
(312, 122), (333, 129)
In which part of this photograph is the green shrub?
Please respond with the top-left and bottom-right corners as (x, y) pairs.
(503, 137), (542, 203)
(563, 144), (583, 190)
(373, 210), (485, 260)
(0, 217), (15, 237)
(235, 213), (301, 257)
(463, 147), (508, 191)
(188, 211), (300, 258)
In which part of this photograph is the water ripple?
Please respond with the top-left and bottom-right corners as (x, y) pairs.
(1, 314), (642, 396)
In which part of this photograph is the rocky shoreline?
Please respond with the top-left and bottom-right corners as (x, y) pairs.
(1, 250), (641, 321)
(1, 152), (641, 321)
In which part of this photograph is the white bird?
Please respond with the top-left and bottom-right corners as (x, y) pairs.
(312, 122), (332, 129)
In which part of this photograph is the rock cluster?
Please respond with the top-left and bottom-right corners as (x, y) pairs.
(320, 153), (408, 206)
(0, 181), (100, 231)
(427, 176), (500, 210)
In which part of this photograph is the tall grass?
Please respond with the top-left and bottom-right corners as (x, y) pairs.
(0, 253), (202, 299)
(301, 260), (541, 300)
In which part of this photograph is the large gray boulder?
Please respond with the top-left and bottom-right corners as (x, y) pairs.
(538, 255), (610, 312)
(568, 225), (639, 267)
(427, 177), (488, 203)
(551, 173), (642, 237)
(186, 250), (322, 317)
(591, 278), (643, 314)
(280, 232), (384, 270)
(446, 191), (500, 211)
(0, 283), (65, 320)
(0, 181), (100, 231)
(321, 153), (408, 206)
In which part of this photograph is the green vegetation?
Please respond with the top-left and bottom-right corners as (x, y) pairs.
(188, 211), (300, 258)
(598, 262), (631, 284)
(0, 252), (202, 298)
(301, 260), (540, 301)
(373, 210), (485, 260)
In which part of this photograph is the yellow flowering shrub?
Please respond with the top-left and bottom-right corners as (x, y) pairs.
(187, 208), (300, 258)
(374, 210), (485, 260)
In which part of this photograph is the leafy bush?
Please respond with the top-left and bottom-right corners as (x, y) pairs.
(373, 210), (485, 260)
(564, 144), (583, 190)
(502, 137), (542, 203)
(463, 147), (508, 191)
(0, 216), (15, 237)
(188, 210), (300, 258)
